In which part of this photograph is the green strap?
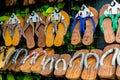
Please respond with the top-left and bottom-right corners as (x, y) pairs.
(99, 14), (116, 34)
(115, 13), (120, 30)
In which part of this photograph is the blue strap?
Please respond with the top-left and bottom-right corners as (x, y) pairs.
(82, 16), (96, 33)
(70, 16), (83, 35)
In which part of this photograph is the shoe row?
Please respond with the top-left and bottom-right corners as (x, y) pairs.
(0, 44), (120, 79)
(2, 0), (120, 48)
(2, 9), (70, 48)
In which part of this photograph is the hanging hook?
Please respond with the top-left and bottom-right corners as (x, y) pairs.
(104, 0), (120, 15)
(31, 11), (35, 16)
(26, 11), (42, 23)
(8, 13), (20, 24)
(111, 0), (116, 7)
(54, 8), (59, 13)
(81, 5), (85, 11)
(75, 4), (94, 18)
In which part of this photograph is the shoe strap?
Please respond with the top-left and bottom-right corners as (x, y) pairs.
(100, 47), (119, 66)
(3, 23), (13, 40)
(99, 14), (116, 34)
(31, 50), (47, 65)
(84, 53), (100, 69)
(21, 51), (36, 64)
(117, 49), (120, 65)
(23, 22), (34, 39)
(115, 14), (120, 30)
(42, 57), (54, 70)
(55, 58), (67, 71)
(12, 22), (23, 39)
(44, 18), (55, 35)
(54, 16), (67, 35)
(6, 49), (19, 64)
(70, 16), (83, 36)
(12, 48), (28, 64)
(35, 21), (45, 37)
(69, 52), (85, 68)
(82, 15), (96, 33)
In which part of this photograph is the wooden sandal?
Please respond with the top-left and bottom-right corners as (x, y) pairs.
(2, 14), (24, 47)
(35, 12), (46, 48)
(45, 12), (56, 47)
(54, 54), (71, 77)
(8, 49), (28, 72)
(99, 4), (116, 43)
(12, 16), (24, 46)
(2, 19), (12, 46)
(40, 54), (59, 76)
(71, 16), (82, 45)
(81, 49), (102, 80)
(65, 49), (89, 80)
(2, 49), (20, 71)
(82, 6), (98, 45)
(23, 17), (35, 49)
(0, 46), (15, 70)
(98, 44), (120, 79)
(20, 48), (43, 73)
(30, 48), (54, 74)
(53, 10), (70, 47)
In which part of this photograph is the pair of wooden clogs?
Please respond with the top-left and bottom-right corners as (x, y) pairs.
(23, 12), (46, 49)
(65, 44), (120, 80)
(100, 2), (120, 44)
(2, 15), (24, 47)
(45, 9), (70, 47)
(71, 5), (98, 46)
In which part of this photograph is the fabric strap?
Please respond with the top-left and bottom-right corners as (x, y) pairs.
(115, 13), (120, 31)
(31, 50), (47, 65)
(100, 47), (119, 66)
(42, 57), (54, 70)
(84, 53), (100, 69)
(55, 58), (67, 71)
(82, 15), (96, 33)
(70, 16), (83, 35)
(69, 52), (85, 68)
(21, 51), (36, 64)
(99, 14), (116, 34)
(12, 48), (28, 64)
(6, 49), (19, 64)
(117, 49), (120, 65)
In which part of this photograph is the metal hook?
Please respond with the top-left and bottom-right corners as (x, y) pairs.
(31, 11), (35, 16)
(54, 8), (59, 13)
(75, 4), (94, 18)
(111, 0), (116, 7)
(104, 0), (120, 15)
(81, 5), (85, 11)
